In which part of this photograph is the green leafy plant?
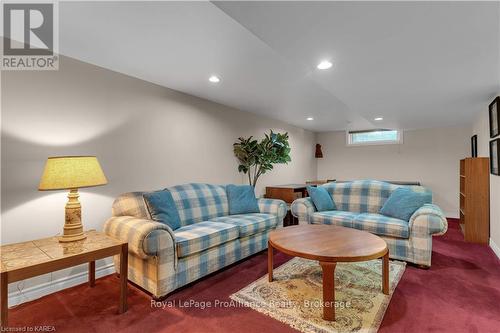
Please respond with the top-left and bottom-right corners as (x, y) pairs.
(233, 130), (291, 187)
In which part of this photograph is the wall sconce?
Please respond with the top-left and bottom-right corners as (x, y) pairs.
(315, 144), (323, 158)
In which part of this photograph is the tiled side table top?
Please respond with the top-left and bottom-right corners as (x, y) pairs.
(1, 230), (122, 272)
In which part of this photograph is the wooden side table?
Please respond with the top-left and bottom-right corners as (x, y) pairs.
(0, 230), (128, 327)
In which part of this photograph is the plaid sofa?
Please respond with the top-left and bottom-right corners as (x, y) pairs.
(104, 183), (286, 298)
(291, 180), (447, 267)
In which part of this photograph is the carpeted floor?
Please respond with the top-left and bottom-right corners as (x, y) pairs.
(6, 220), (500, 332)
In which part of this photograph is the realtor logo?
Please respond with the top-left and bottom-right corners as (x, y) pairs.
(1, 2), (59, 70)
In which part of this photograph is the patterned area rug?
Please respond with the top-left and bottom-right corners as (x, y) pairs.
(230, 257), (406, 333)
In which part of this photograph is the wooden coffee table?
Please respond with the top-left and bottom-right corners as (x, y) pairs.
(268, 225), (389, 321)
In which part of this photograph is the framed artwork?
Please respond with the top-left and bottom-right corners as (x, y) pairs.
(490, 138), (500, 175)
(471, 135), (478, 157)
(489, 97), (500, 138)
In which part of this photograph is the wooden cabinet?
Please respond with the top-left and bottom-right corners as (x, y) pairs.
(459, 158), (490, 244)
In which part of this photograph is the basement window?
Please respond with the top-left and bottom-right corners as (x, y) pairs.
(347, 129), (402, 146)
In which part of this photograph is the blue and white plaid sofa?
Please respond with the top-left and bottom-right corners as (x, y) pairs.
(104, 183), (286, 298)
(291, 180), (448, 267)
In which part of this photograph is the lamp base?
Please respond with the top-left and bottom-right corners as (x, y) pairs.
(59, 233), (87, 243)
(60, 188), (87, 243)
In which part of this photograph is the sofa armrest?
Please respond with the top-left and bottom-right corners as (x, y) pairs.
(258, 198), (287, 221)
(291, 198), (316, 224)
(409, 204), (448, 236)
(103, 216), (176, 259)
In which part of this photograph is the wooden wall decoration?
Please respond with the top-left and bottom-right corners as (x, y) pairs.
(315, 144), (323, 158)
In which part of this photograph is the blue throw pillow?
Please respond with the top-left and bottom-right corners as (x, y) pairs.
(379, 187), (432, 221)
(143, 190), (181, 230)
(307, 185), (336, 211)
(226, 184), (260, 215)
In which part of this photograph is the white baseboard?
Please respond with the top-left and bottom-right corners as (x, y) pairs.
(8, 263), (115, 307)
(490, 238), (500, 260)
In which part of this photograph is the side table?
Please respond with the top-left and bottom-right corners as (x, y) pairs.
(0, 230), (128, 327)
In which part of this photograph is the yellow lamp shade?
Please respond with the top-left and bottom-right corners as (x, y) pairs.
(39, 156), (107, 191)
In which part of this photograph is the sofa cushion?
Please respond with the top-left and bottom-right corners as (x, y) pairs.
(226, 184), (260, 215)
(167, 183), (229, 227)
(143, 190), (181, 230)
(210, 213), (277, 237)
(307, 185), (336, 211)
(379, 187), (432, 221)
(174, 221), (239, 258)
(310, 211), (357, 227)
(353, 213), (409, 238)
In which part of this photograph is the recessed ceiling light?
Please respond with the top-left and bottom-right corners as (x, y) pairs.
(209, 75), (220, 83)
(374, 117), (384, 121)
(317, 60), (333, 70)
(307, 117), (314, 121)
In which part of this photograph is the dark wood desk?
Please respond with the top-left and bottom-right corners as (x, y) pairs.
(265, 184), (308, 204)
(265, 184), (310, 227)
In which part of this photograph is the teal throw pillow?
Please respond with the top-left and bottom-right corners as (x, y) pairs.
(226, 184), (260, 215)
(307, 185), (336, 211)
(143, 190), (181, 230)
(379, 187), (432, 221)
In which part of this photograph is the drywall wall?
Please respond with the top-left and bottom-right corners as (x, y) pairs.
(1, 56), (317, 303)
(472, 104), (500, 257)
(316, 128), (470, 217)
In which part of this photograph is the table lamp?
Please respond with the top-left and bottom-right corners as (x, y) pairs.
(38, 156), (107, 242)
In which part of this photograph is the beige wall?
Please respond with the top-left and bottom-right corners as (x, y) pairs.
(472, 105), (500, 256)
(1, 56), (317, 301)
(316, 128), (470, 217)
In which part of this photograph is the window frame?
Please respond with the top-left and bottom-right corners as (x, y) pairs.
(346, 129), (403, 146)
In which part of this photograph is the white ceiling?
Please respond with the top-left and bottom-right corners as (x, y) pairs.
(56, 1), (499, 132)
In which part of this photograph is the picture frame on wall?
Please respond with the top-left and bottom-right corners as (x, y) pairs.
(489, 96), (500, 138)
(471, 135), (478, 157)
(490, 138), (500, 175)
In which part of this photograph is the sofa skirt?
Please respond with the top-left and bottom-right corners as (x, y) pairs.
(113, 230), (270, 298)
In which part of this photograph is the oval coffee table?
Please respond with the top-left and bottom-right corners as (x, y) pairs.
(268, 224), (389, 321)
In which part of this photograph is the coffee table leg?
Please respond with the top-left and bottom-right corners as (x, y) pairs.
(119, 243), (128, 314)
(320, 262), (336, 321)
(268, 241), (273, 282)
(382, 251), (389, 295)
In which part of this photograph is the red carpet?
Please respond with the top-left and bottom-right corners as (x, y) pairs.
(6, 220), (500, 332)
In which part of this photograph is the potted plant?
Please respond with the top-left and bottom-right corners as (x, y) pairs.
(233, 130), (291, 187)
